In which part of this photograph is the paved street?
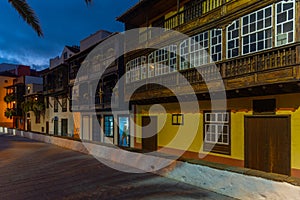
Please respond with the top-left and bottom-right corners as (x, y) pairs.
(0, 134), (234, 200)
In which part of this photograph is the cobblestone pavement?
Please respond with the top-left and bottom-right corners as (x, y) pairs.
(0, 134), (235, 200)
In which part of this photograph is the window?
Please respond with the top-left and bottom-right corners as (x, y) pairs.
(155, 47), (170, 76)
(104, 115), (114, 137)
(54, 98), (58, 112)
(227, 19), (240, 59)
(180, 39), (190, 70)
(253, 99), (276, 114)
(148, 53), (155, 78)
(210, 29), (222, 62)
(180, 31), (210, 70)
(169, 45), (177, 72)
(61, 119), (68, 137)
(126, 56), (146, 83)
(62, 97), (67, 112)
(242, 6), (272, 54)
(190, 31), (209, 68)
(172, 114), (184, 125)
(184, 0), (202, 23)
(126, 45), (177, 83)
(126, 63), (131, 83)
(204, 111), (230, 155)
(149, 45), (178, 76)
(36, 114), (41, 124)
(63, 52), (68, 60)
(118, 116), (130, 147)
(275, 0), (295, 46)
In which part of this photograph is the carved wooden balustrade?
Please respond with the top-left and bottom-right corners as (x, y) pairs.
(125, 43), (299, 100)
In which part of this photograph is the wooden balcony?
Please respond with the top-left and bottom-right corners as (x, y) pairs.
(125, 43), (300, 102)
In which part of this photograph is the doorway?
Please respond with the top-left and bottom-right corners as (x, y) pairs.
(142, 116), (158, 152)
(27, 119), (31, 131)
(54, 119), (58, 136)
(118, 116), (130, 147)
(244, 116), (291, 175)
(61, 119), (68, 137)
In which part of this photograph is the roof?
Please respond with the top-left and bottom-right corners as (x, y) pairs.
(66, 45), (80, 53)
(116, 0), (150, 22)
(66, 32), (119, 62)
(0, 71), (18, 77)
(116, 0), (177, 26)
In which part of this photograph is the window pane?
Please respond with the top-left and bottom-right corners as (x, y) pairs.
(276, 0), (295, 46)
(242, 5), (273, 54)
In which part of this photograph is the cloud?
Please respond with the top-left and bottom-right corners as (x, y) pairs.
(0, 50), (48, 70)
(0, 0), (139, 71)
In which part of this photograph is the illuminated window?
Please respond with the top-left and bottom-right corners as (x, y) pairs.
(172, 114), (184, 125)
(148, 45), (177, 76)
(148, 53), (155, 78)
(126, 56), (146, 83)
(104, 115), (114, 137)
(180, 39), (190, 70)
(169, 45), (177, 72)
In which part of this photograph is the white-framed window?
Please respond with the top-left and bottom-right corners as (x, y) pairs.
(131, 58), (139, 82)
(227, 19), (240, 59)
(180, 39), (190, 70)
(141, 64), (147, 80)
(148, 53), (155, 78)
(190, 31), (209, 68)
(147, 45), (178, 77)
(275, 0), (295, 46)
(242, 5), (273, 55)
(210, 29), (222, 62)
(126, 56), (146, 83)
(126, 63), (131, 83)
(204, 112), (230, 145)
(155, 47), (169, 76)
(169, 45), (177, 72)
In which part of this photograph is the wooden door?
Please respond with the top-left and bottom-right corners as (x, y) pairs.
(27, 119), (31, 131)
(61, 119), (68, 136)
(245, 116), (291, 175)
(54, 120), (58, 136)
(142, 116), (157, 152)
(46, 121), (49, 134)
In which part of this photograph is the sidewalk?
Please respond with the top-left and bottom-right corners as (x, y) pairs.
(2, 128), (300, 199)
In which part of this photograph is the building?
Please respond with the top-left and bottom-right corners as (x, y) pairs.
(0, 63), (31, 76)
(43, 46), (80, 137)
(23, 82), (46, 133)
(0, 72), (17, 128)
(117, 0), (300, 177)
(70, 30), (125, 145)
(4, 75), (43, 130)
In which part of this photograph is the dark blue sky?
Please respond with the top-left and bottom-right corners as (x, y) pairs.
(0, 0), (138, 70)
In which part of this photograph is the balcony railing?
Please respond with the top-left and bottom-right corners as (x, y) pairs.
(126, 43), (299, 96)
(154, 0), (230, 31)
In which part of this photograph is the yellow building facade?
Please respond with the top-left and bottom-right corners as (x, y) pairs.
(118, 0), (300, 177)
(0, 75), (15, 128)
